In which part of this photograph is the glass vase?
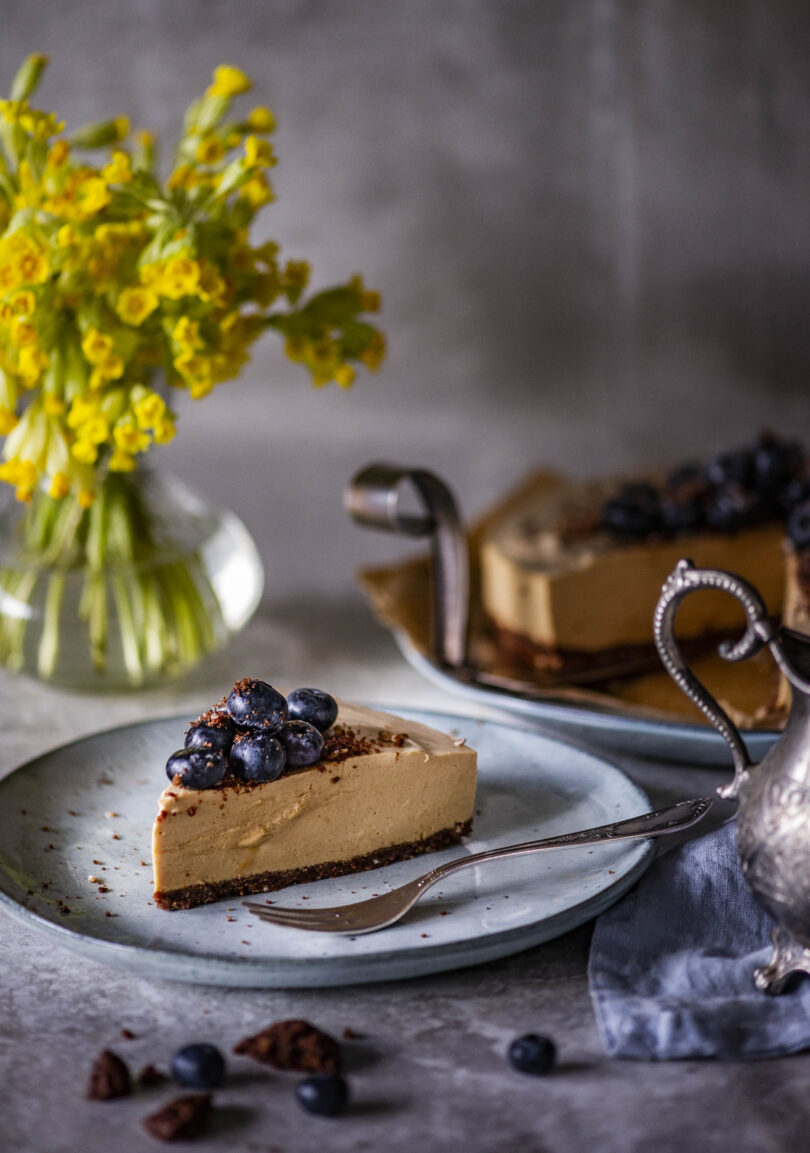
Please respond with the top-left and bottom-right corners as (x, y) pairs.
(0, 467), (263, 690)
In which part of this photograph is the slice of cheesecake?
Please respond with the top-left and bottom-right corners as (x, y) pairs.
(153, 701), (477, 911)
(479, 444), (798, 682)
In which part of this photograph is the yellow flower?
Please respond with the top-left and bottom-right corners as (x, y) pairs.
(116, 286), (159, 326)
(244, 135), (275, 169)
(48, 471), (70, 499)
(81, 328), (115, 366)
(75, 175), (111, 218)
(80, 413), (111, 445)
(101, 150), (133, 184)
(196, 136), (226, 165)
(132, 389), (166, 430)
(43, 395), (65, 416)
(10, 320), (37, 347)
(197, 262), (226, 302)
(152, 415), (177, 444)
(335, 363), (355, 389)
(89, 356), (124, 388)
(18, 107), (64, 139)
(108, 449), (137, 472)
(360, 331), (386, 371)
(246, 106), (276, 133)
(0, 406), (18, 434)
(71, 438), (98, 465)
(113, 417), (149, 455)
(0, 232), (50, 289)
(56, 224), (77, 248)
(160, 256), (201, 299)
(67, 396), (98, 429)
(47, 139), (70, 167)
(10, 291), (35, 316)
(78, 488), (95, 509)
(207, 65), (252, 99)
(17, 345), (48, 385)
(172, 316), (203, 352)
(174, 350), (213, 396)
(239, 173), (274, 208)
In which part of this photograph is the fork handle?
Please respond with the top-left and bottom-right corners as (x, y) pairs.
(413, 796), (713, 893)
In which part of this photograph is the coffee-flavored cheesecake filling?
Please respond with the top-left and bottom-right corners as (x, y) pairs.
(481, 475), (786, 655)
(152, 701), (477, 909)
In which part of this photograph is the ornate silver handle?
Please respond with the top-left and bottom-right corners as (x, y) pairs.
(653, 559), (777, 797)
(344, 463), (469, 669)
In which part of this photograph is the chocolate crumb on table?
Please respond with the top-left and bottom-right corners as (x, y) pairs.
(233, 1019), (341, 1073)
(120, 1028), (136, 1041)
(138, 1064), (169, 1088)
(142, 1093), (212, 1142)
(86, 1050), (131, 1100)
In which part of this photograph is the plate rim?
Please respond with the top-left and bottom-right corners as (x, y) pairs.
(394, 632), (781, 766)
(0, 704), (655, 987)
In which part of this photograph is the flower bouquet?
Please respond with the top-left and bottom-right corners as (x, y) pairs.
(0, 56), (383, 687)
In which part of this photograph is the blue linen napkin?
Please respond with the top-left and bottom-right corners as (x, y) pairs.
(588, 818), (810, 1060)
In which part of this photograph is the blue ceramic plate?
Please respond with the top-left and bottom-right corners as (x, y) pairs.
(0, 708), (654, 988)
(396, 636), (780, 767)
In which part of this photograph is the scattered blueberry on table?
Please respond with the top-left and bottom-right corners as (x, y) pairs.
(295, 1072), (350, 1117)
(170, 1043), (226, 1089)
(507, 1034), (557, 1076)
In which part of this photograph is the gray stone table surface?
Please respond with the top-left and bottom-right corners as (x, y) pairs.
(1, 596), (808, 1153)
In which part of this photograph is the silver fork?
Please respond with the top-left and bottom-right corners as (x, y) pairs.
(242, 795), (712, 935)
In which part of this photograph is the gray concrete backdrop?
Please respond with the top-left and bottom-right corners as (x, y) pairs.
(0, 0), (808, 587)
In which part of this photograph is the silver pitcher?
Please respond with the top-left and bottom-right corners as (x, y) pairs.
(655, 558), (810, 995)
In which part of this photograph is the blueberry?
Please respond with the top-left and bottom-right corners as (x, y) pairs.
(278, 720), (325, 768)
(601, 483), (661, 539)
(754, 433), (805, 496)
(706, 447), (755, 490)
(227, 678), (288, 733)
(170, 1043), (225, 1089)
(788, 499), (810, 550)
(659, 495), (705, 534)
(780, 474), (810, 512)
(296, 1073), (349, 1117)
(165, 748), (228, 789)
(185, 720), (235, 756)
(286, 687), (339, 732)
(665, 462), (705, 491)
(507, 1034), (556, 1076)
(230, 731), (286, 782)
(705, 484), (761, 531)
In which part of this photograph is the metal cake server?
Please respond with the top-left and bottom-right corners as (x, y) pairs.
(242, 795), (712, 934)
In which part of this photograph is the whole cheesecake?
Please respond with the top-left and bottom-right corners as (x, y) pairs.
(153, 696), (477, 911)
(480, 435), (805, 680)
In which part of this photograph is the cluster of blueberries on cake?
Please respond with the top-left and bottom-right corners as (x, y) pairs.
(600, 432), (810, 548)
(165, 679), (339, 790)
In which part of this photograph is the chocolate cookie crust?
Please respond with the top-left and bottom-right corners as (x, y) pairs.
(154, 820), (472, 911)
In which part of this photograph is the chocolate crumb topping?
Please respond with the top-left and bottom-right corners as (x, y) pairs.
(188, 697), (229, 731)
(142, 1093), (212, 1142)
(120, 1028), (135, 1041)
(87, 1049), (131, 1100)
(233, 1019), (341, 1073)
